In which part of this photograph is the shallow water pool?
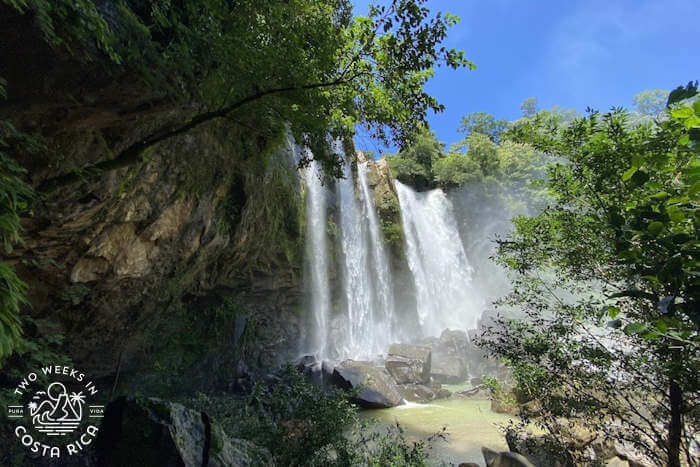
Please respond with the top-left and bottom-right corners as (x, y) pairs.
(361, 398), (516, 466)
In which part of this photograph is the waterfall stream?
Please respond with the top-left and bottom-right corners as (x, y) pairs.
(303, 156), (331, 358)
(394, 181), (482, 336)
(357, 162), (395, 354)
(336, 154), (376, 357)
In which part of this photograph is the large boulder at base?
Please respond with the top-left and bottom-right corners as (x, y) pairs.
(431, 355), (468, 383)
(96, 396), (271, 466)
(422, 329), (469, 383)
(482, 447), (535, 467)
(331, 360), (404, 408)
(386, 344), (431, 384)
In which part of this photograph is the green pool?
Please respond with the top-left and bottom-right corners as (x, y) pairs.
(361, 398), (516, 466)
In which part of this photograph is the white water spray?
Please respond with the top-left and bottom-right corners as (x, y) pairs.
(394, 181), (482, 336)
(336, 154), (375, 357)
(358, 161), (395, 353)
(304, 156), (331, 358)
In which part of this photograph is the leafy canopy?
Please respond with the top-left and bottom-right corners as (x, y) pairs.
(481, 92), (699, 464)
(7, 0), (473, 183)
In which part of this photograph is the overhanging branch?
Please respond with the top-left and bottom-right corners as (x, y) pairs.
(37, 78), (349, 192)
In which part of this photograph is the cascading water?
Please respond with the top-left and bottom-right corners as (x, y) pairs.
(303, 156), (331, 358)
(336, 153), (376, 357)
(394, 180), (483, 337)
(357, 162), (395, 353)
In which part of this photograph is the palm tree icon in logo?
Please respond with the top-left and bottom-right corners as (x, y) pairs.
(29, 382), (84, 435)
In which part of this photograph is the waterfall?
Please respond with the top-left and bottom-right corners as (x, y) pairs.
(336, 154), (375, 357)
(357, 162), (395, 353)
(394, 181), (482, 336)
(303, 156), (331, 358)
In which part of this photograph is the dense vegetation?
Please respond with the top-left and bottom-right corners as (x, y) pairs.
(189, 367), (446, 466)
(477, 83), (699, 466)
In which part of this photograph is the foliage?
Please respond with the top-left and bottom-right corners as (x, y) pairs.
(458, 111), (509, 143)
(634, 88), (670, 116)
(6, 0), (472, 187)
(387, 126), (444, 188)
(128, 296), (249, 397)
(0, 115), (41, 362)
(2, 0), (120, 63)
(188, 367), (447, 466)
(432, 149), (482, 187)
(520, 97), (538, 118)
(480, 94), (699, 465)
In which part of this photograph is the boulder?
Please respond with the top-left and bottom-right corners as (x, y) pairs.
(431, 355), (468, 383)
(96, 396), (271, 466)
(435, 387), (452, 399)
(398, 384), (436, 402)
(331, 360), (404, 408)
(296, 354), (324, 388)
(482, 447), (535, 467)
(505, 430), (574, 467)
(421, 329), (469, 383)
(386, 344), (431, 384)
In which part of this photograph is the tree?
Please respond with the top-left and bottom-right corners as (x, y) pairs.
(2, 0), (473, 190)
(633, 89), (670, 116)
(481, 95), (699, 466)
(387, 126), (444, 189)
(520, 97), (538, 117)
(457, 111), (509, 143)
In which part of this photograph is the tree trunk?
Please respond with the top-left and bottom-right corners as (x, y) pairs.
(667, 379), (682, 467)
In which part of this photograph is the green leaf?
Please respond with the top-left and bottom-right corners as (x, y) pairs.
(630, 170), (649, 186)
(684, 115), (700, 129)
(666, 195), (689, 205)
(679, 134), (691, 146)
(622, 167), (637, 181)
(647, 221), (664, 235)
(667, 206), (685, 223)
(650, 191), (669, 200)
(671, 107), (694, 119)
(624, 322), (649, 335)
(654, 320), (668, 333)
(607, 306), (620, 319)
(690, 182), (700, 198)
(694, 100), (700, 116)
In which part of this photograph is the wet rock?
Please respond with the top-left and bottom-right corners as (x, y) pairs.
(421, 329), (469, 383)
(331, 360), (404, 408)
(482, 446), (535, 467)
(97, 396), (270, 466)
(385, 343), (431, 384)
(435, 387), (452, 399)
(296, 354), (324, 388)
(398, 384), (435, 402)
(431, 355), (468, 383)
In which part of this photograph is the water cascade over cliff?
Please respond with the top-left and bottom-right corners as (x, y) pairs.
(304, 156), (332, 357)
(303, 152), (489, 360)
(394, 181), (483, 336)
(357, 162), (395, 354)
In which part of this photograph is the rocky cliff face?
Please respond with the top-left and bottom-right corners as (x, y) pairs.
(2, 15), (307, 395)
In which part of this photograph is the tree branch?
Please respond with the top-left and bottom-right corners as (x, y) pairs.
(37, 78), (350, 192)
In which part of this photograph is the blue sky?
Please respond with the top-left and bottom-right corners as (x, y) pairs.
(352, 0), (700, 154)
